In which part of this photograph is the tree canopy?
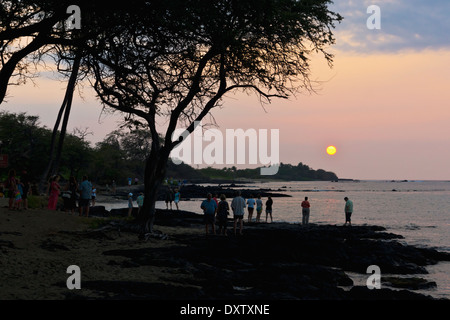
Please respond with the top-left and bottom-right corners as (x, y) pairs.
(1, 0), (342, 235)
(88, 0), (342, 145)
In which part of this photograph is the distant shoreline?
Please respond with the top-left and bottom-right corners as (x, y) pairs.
(99, 182), (293, 202)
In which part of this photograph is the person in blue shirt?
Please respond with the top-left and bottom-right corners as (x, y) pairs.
(128, 193), (134, 217)
(344, 197), (354, 226)
(201, 193), (217, 235)
(136, 192), (145, 215)
(78, 175), (92, 217)
(246, 194), (256, 223)
(174, 188), (181, 210)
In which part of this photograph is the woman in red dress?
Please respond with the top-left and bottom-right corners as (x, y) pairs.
(47, 175), (61, 210)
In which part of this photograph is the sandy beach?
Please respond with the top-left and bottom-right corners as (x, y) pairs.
(1, 195), (450, 302)
(0, 197), (203, 300)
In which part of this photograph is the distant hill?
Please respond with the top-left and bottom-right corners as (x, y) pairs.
(165, 160), (338, 182)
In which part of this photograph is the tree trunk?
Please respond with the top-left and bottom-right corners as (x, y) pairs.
(38, 54), (81, 192)
(137, 146), (171, 239)
(52, 55), (81, 174)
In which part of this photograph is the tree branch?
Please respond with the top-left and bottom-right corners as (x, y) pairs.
(164, 46), (218, 147)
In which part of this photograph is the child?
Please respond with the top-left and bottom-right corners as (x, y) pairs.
(137, 192), (144, 215)
(265, 197), (273, 223)
(174, 189), (180, 210)
(201, 193), (217, 235)
(91, 186), (97, 206)
(15, 179), (23, 210)
(246, 194), (255, 223)
(255, 194), (263, 223)
(216, 194), (230, 235)
(127, 193), (133, 217)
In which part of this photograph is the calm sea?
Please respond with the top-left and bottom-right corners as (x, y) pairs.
(101, 180), (450, 299)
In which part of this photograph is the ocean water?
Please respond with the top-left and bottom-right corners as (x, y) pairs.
(100, 180), (450, 299)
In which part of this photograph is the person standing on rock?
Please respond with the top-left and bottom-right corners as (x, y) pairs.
(165, 186), (173, 210)
(246, 194), (256, 223)
(5, 169), (18, 210)
(127, 193), (134, 217)
(344, 197), (353, 226)
(174, 188), (181, 210)
(216, 194), (230, 236)
(255, 194), (263, 223)
(265, 196), (273, 223)
(231, 190), (246, 235)
(137, 192), (144, 215)
(301, 196), (310, 225)
(201, 193), (217, 235)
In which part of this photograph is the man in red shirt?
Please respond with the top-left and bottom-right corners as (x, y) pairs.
(301, 197), (310, 225)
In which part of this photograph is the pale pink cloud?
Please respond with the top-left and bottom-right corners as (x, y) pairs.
(3, 49), (450, 180)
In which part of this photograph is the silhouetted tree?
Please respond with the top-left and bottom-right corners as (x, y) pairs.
(1, 1), (342, 237)
(0, 0), (81, 103)
(87, 0), (342, 237)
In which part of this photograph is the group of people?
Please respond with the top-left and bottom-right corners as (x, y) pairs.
(165, 187), (181, 210)
(200, 191), (274, 236)
(4, 169), (31, 211)
(300, 196), (354, 226)
(4, 168), (355, 229)
(127, 192), (145, 217)
(200, 192), (355, 235)
(46, 174), (95, 217)
(3, 169), (97, 217)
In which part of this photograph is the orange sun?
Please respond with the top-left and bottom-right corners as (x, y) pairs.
(326, 145), (337, 155)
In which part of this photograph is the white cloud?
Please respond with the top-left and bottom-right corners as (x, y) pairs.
(330, 0), (450, 53)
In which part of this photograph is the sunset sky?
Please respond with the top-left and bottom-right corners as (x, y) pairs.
(2, 1), (450, 180)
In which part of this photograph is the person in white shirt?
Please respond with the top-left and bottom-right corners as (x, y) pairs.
(231, 191), (246, 235)
(91, 186), (97, 206)
(255, 194), (263, 223)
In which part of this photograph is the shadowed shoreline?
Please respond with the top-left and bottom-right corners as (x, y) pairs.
(70, 208), (450, 300)
(1, 198), (449, 300)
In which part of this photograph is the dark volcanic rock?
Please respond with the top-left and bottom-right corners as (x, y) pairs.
(348, 286), (435, 300)
(165, 183), (291, 199)
(382, 277), (437, 290)
(92, 217), (449, 300)
(89, 206), (109, 217)
(108, 183), (291, 202)
(40, 239), (70, 252)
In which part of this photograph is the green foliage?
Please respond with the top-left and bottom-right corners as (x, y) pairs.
(195, 163), (338, 181)
(0, 111), (96, 183)
(0, 111), (149, 186)
(27, 195), (47, 209)
(90, 128), (159, 185)
(165, 160), (206, 180)
(59, 131), (93, 178)
(0, 111), (51, 180)
(1, 111), (337, 186)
